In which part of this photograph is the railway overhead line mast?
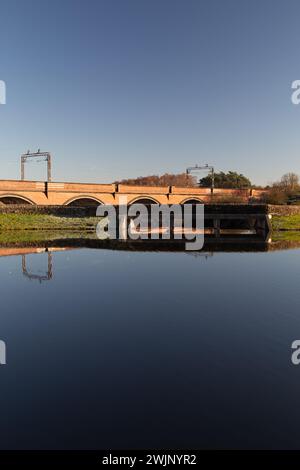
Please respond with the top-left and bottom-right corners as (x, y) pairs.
(186, 164), (215, 191)
(21, 150), (52, 182)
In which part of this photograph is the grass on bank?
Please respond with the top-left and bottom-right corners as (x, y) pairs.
(271, 230), (300, 242)
(0, 213), (99, 230)
(271, 214), (300, 231)
(0, 230), (99, 244)
(1, 212), (300, 233)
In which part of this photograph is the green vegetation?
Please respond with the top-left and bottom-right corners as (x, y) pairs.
(1, 211), (300, 254)
(271, 214), (300, 231)
(0, 230), (98, 244)
(271, 230), (300, 242)
(199, 171), (251, 189)
(0, 213), (99, 230)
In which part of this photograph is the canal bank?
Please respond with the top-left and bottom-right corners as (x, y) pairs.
(0, 204), (299, 233)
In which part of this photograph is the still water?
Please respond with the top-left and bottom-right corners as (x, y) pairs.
(0, 244), (299, 449)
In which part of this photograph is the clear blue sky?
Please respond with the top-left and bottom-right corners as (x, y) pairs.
(0, 0), (300, 185)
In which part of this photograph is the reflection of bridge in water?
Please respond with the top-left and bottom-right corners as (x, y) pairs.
(0, 247), (71, 283)
(21, 251), (53, 283)
(0, 244), (219, 282)
(0, 231), (297, 284)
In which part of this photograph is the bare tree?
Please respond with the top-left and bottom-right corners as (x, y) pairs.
(116, 173), (197, 187)
(262, 172), (300, 204)
(280, 173), (299, 191)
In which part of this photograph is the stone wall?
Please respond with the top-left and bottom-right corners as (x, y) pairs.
(267, 205), (300, 216)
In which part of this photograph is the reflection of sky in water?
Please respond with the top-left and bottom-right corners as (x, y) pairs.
(0, 248), (299, 449)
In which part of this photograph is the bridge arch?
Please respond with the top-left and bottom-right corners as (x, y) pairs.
(0, 194), (35, 205)
(181, 197), (204, 205)
(64, 196), (104, 206)
(128, 196), (159, 205)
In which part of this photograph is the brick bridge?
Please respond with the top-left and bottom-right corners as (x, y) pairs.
(0, 180), (267, 205)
